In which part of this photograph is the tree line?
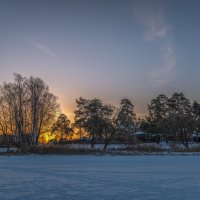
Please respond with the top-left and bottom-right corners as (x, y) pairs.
(0, 74), (200, 150)
(142, 93), (200, 147)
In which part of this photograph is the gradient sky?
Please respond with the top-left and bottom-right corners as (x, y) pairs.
(1, 0), (200, 120)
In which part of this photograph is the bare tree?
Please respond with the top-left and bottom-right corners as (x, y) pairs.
(0, 74), (60, 147)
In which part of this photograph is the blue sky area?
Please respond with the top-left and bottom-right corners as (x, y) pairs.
(1, 0), (200, 118)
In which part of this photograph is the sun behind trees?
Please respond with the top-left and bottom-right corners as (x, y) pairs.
(1, 74), (200, 151)
(0, 73), (59, 147)
(51, 114), (73, 143)
(0, 74), (137, 150)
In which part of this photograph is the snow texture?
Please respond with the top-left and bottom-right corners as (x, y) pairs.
(0, 155), (200, 200)
(0, 148), (19, 153)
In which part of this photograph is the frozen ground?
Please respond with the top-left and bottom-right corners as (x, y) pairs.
(0, 156), (200, 200)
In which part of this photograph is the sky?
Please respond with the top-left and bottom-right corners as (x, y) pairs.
(1, 0), (200, 120)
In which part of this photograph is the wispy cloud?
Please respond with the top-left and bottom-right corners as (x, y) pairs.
(134, 1), (176, 87)
(31, 42), (57, 58)
(150, 42), (176, 87)
(134, 4), (170, 41)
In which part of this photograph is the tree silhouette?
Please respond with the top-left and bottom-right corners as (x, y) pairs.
(51, 114), (73, 142)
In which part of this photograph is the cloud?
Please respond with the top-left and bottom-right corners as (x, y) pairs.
(134, 1), (176, 87)
(150, 42), (176, 87)
(134, 2), (170, 41)
(31, 42), (57, 58)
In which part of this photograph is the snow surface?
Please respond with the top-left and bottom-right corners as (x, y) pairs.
(0, 155), (200, 200)
(0, 148), (19, 153)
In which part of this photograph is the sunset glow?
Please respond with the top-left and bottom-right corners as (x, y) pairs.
(1, 1), (200, 199)
(1, 0), (200, 119)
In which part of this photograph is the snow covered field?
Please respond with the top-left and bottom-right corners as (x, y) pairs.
(0, 156), (200, 200)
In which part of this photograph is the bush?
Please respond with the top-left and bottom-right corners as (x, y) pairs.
(21, 144), (102, 155)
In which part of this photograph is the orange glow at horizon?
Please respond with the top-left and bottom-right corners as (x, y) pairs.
(59, 100), (147, 122)
(38, 128), (88, 144)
